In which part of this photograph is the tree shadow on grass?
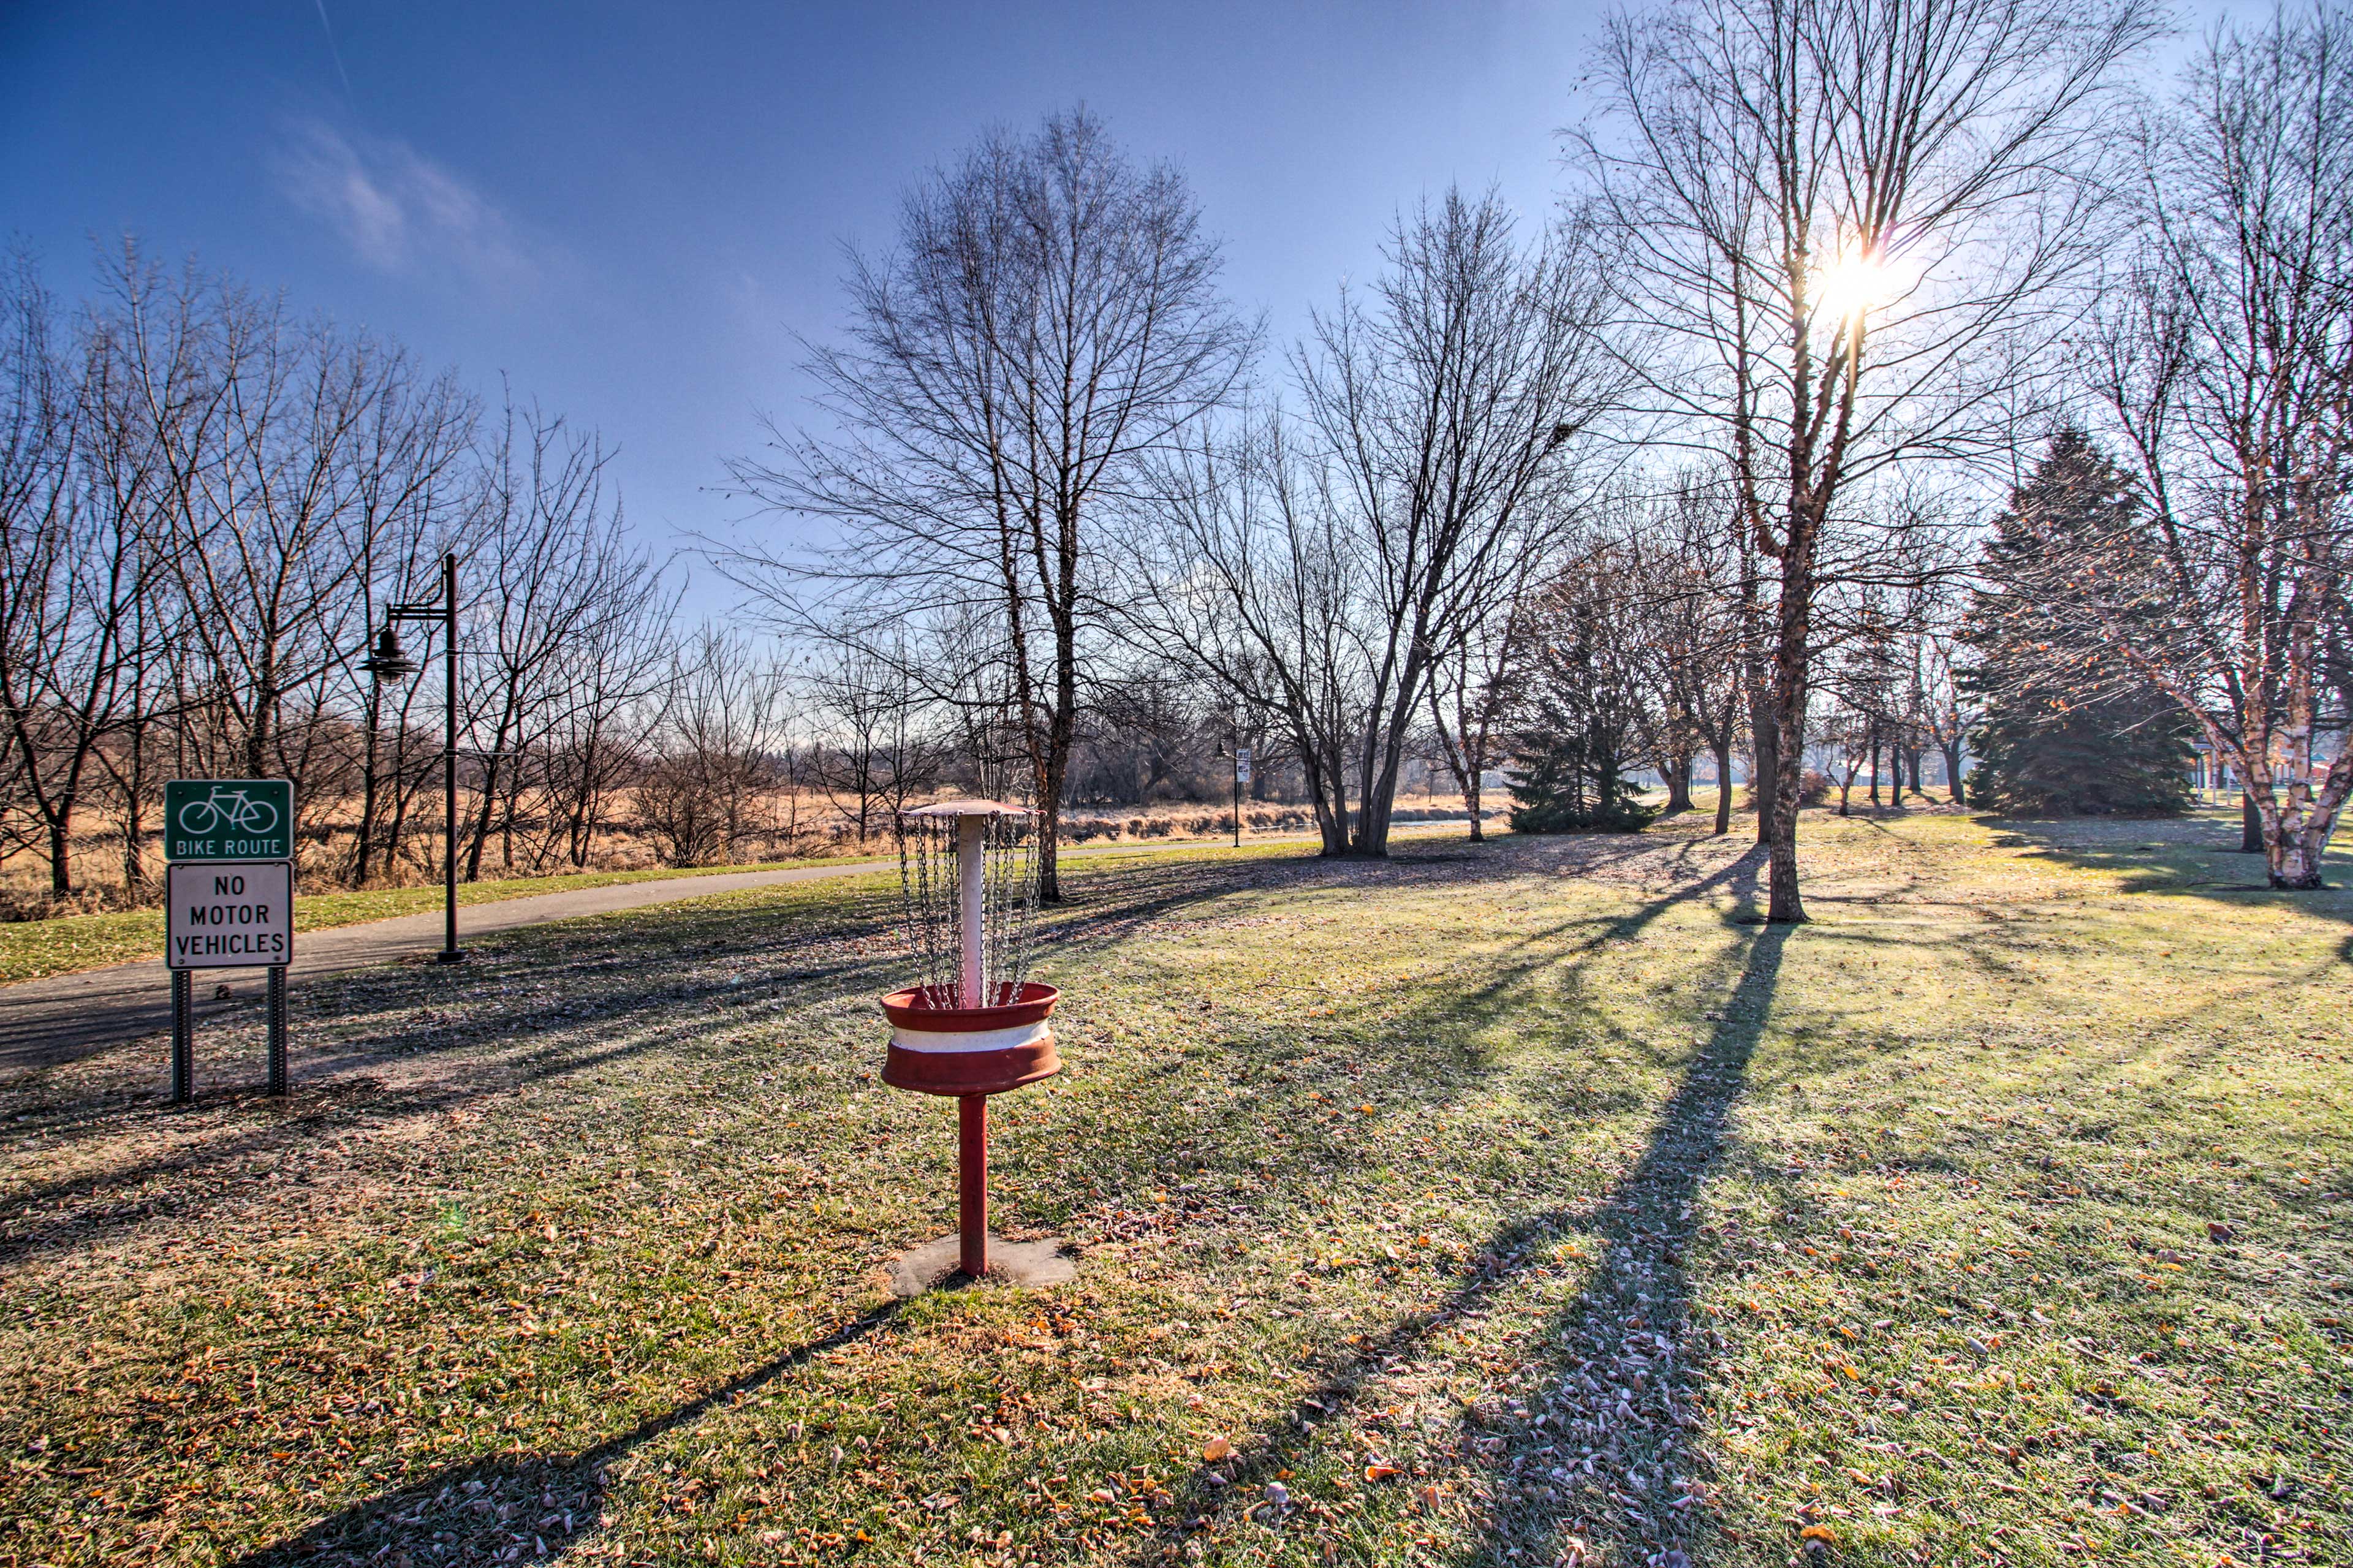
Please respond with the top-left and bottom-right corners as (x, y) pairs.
(0, 952), (894, 1267)
(1129, 900), (1790, 1567)
(224, 1299), (906, 1567)
(1012, 844), (1770, 1244)
(1985, 813), (2353, 905)
(1468, 921), (1788, 1565)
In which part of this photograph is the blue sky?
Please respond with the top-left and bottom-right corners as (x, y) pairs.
(4, 1), (1599, 604)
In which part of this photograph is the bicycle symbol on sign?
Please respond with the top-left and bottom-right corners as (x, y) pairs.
(176, 786), (280, 838)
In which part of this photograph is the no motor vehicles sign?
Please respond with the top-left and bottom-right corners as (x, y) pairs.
(166, 862), (294, 969)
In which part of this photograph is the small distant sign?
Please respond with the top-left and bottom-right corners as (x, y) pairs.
(166, 779), (292, 862)
(165, 862), (294, 969)
(1234, 746), (1252, 786)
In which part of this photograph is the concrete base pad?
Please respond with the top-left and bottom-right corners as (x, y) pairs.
(882, 1234), (1076, 1297)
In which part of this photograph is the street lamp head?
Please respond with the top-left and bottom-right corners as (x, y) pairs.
(358, 625), (419, 682)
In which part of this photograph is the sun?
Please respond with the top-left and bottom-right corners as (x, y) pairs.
(1811, 243), (1890, 330)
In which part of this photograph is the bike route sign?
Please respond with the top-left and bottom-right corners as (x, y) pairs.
(165, 779), (293, 862)
(165, 861), (294, 969)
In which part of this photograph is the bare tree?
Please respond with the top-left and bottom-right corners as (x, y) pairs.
(1819, 592), (1903, 810)
(456, 401), (655, 879)
(1132, 195), (1626, 854)
(1080, 670), (1210, 805)
(804, 638), (943, 845)
(0, 262), (140, 896)
(2074, 5), (2353, 887)
(326, 362), (474, 885)
(535, 589), (675, 871)
(1906, 586), (1974, 804)
(1295, 191), (1628, 854)
(0, 241), (717, 900)
(1423, 548), (1539, 842)
(637, 628), (790, 867)
(1131, 414), (1366, 854)
(1580, 0), (2159, 918)
(1623, 476), (1750, 833)
(1821, 696), (1873, 817)
(724, 108), (1253, 900)
(135, 281), (385, 797)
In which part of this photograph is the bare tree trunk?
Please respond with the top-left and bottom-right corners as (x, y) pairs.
(350, 686), (382, 886)
(1035, 645), (1078, 901)
(1664, 753), (1694, 813)
(1766, 544), (1815, 922)
(1748, 678), (1777, 848)
(1712, 738), (1734, 835)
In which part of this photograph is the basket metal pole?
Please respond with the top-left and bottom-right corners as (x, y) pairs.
(959, 1093), (988, 1278)
(957, 814), (990, 1276)
(957, 816), (985, 1007)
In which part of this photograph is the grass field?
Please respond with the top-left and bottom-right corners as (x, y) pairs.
(0, 805), (2346, 1568)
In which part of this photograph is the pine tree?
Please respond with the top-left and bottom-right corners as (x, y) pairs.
(1506, 561), (1659, 833)
(1961, 430), (2194, 816)
(1506, 696), (1659, 832)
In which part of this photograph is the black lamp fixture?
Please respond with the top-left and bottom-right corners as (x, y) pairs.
(358, 626), (417, 681)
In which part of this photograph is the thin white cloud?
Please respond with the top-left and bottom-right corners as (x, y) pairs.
(272, 118), (536, 287)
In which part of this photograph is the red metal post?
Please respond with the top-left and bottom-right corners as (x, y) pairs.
(958, 1093), (988, 1278)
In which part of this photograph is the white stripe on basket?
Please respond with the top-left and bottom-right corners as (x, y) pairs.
(890, 1020), (1052, 1055)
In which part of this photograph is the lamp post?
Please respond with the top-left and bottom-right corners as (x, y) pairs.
(360, 552), (464, 963)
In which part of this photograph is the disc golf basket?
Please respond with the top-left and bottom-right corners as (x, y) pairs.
(880, 800), (1061, 1286)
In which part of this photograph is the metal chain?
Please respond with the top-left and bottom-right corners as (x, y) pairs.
(890, 806), (1044, 1010)
(895, 814), (950, 1005)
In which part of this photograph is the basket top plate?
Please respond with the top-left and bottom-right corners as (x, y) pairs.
(898, 798), (1034, 819)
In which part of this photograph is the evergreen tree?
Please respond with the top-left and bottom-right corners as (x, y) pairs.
(1961, 431), (2194, 816)
(1506, 559), (1660, 833)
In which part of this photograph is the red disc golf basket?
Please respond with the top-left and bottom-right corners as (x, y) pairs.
(882, 800), (1058, 1281)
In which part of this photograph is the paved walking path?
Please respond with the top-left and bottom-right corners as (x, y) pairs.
(0, 825), (1476, 1078)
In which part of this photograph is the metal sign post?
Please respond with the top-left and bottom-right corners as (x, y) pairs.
(1233, 745), (1251, 848)
(170, 970), (193, 1102)
(164, 781), (296, 1102)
